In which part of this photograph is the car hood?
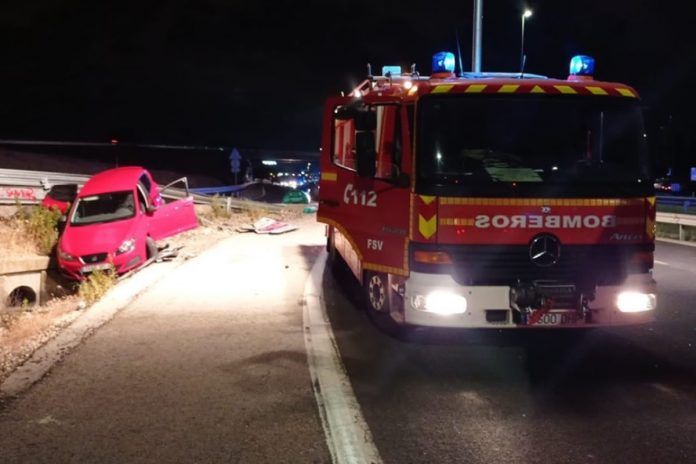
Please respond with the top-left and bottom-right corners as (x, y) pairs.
(60, 218), (136, 256)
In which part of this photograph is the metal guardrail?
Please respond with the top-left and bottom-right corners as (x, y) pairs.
(189, 182), (255, 195)
(0, 168), (287, 213)
(655, 212), (696, 242)
(0, 168), (90, 204)
(656, 194), (696, 213)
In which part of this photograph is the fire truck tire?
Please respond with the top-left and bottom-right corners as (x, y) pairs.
(364, 272), (391, 314)
(327, 232), (338, 268)
(327, 228), (346, 272)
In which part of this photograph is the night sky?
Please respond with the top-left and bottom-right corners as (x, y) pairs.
(0, 1), (693, 159)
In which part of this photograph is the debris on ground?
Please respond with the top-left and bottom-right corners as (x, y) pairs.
(156, 245), (184, 262)
(236, 217), (298, 235)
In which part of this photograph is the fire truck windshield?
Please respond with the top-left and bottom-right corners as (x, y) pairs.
(416, 95), (652, 197)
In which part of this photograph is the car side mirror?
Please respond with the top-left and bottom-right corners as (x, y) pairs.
(355, 132), (376, 178)
(146, 204), (157, 215)
(57, 215), (67, 234)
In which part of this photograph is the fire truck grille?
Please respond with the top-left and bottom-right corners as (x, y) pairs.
(412, 244), (652, 287)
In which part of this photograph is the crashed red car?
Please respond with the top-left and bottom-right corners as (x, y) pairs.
(41, 183), (78, 214)
(57, 166), (197, 279)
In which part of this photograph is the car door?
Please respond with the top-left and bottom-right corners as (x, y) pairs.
(145, 177), (198, 240)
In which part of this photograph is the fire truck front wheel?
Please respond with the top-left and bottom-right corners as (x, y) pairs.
(326, 230), (341, 271)
(364, 272), (391, 314)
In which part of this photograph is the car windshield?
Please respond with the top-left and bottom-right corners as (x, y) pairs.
(416, 95), (652, 196)
(70, 191), (136, 226)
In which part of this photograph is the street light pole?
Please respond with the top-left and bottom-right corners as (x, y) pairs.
(520, 9), (533, 73)
(472, 0), (483, 73)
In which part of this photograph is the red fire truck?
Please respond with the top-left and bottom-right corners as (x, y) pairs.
(318, 53), (657, 328)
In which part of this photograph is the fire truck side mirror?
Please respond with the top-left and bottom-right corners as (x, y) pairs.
(335, 104), (377, 131)
(355, 132), (377, 178)
(354, 110), (377, 131)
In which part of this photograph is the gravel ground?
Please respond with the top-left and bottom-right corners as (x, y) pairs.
(0, 297), (82, 384)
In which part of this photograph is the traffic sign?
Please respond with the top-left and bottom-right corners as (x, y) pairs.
(229, 149), (242, 174)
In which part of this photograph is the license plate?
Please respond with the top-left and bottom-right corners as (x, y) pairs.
(533, 311), (584, 326)
(82, 263), (111, 273)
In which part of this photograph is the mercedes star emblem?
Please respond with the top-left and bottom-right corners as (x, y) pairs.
(529, 234), (561, 267)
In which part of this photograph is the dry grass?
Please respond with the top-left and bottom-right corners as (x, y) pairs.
(78, 268), (117, 304)
(26, 205), (62, 255)
(210, 194), (229, 218)
(0, 217), (39, 257)
(0, 204), (62, 257)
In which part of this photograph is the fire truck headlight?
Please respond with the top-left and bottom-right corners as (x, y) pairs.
(616, 291), (656, 313)
(412, 291), (467, 315)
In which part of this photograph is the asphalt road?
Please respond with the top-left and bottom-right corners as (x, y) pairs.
(0, 222), (330, 464)
(0, 233), (694, 464)
(324, 240), (696, 464)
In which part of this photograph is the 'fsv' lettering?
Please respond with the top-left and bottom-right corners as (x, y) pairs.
(367, 239), (384, 250)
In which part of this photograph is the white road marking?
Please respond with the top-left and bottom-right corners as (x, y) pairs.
(654, 260), (670, 266)
(303, 253), (383, 464)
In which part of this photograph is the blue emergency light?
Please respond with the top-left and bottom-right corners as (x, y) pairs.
(432, 51), (456, 74)
(569, 55), (595, 77)
(382, 65), (402, 76)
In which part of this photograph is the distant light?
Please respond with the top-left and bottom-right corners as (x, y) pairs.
(551, 166), (558, 171)
(353, 89), (363, 98)
(436, 152), (442, 161)
(262, 160), (277, 166)
(569, 55), (595, 76)
(403, 80), (413, 90)
(110, 138), (119, 145)
(382, 65), (402, 76)
(432, 51), (456, 73)
(523, 9), (533, 18)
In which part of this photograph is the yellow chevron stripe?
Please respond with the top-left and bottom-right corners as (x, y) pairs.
(530, 85), (546, 94)
(419, 195), (436, 205)
(432, 84), (454, 94)
(498, 84), (520, 93)
(616, 88), (636, 98)
(465, 84), (487, 93)
(438, 197), (647, 207)
(321, 172), (337, 181)
(555, 85), (578, 94)
(418, 214), (437, 239)
(439, 218), (475, 226)
(586, 86), (609, 96)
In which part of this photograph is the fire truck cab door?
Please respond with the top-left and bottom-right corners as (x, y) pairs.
(319, 99), (411, 277)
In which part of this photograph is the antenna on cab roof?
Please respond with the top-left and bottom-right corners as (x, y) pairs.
(455, 29), (465, 76)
